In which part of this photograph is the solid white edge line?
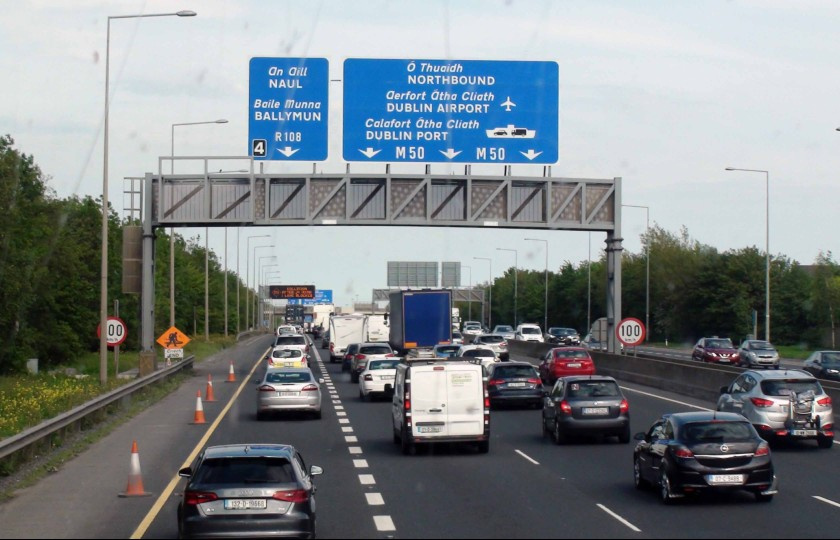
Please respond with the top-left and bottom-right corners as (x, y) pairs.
(373, 515), (396, 532)
(597, 503), (641, 532)
(620, 386), (711, 411)
(515, 449), (540, 465)
(814, 495), (840, 508)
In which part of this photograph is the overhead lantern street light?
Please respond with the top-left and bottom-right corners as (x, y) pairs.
(496, 248), (519, 327)
(245, 235), (271, 330)
(101, 9), (196, 384)
(621, 204), (650, 342)
(462, 265), (472, 321)
(254, 252), (277, 329)
(524, 238), (549, 332)
(726, 167), (770, 341)
(474, 257), (493, 329)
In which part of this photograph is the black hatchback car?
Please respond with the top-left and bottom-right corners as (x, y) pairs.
(633, 412), (777, 504)
(541, 375), (630, 443)
(486, 362), (543, 408)
(177, 444), (323, 539)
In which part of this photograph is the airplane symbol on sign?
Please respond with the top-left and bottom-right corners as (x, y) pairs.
(501, 97), (516, 112)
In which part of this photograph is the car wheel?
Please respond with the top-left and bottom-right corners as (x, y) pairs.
(659, 468), (675, 504)
(401, 427), (415, 456)
(477, 440), (490, 454)
(541, 416), (550, 438)
(774, 365), (780, 370)
(552, 420), (565, 445)
(619, 426), (631, 444)
(256, 411), (267, 421)
(818, 435), (834, 449)
(313, 409), (322, 420)
(633, 456), (648, 490)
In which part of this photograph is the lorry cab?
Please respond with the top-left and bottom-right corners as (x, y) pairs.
(391, 358), (490, 455)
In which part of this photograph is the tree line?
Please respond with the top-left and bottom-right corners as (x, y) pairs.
(2, 135), (838, 373)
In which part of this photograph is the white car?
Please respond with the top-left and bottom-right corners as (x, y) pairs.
(276, 324), (298, 335)
(272, 333), (310, 358)
(515, 323), (544, 343)
(462, 323), (483, 340)
(359, 358), (401, 401)
(456, 344), (498, 369)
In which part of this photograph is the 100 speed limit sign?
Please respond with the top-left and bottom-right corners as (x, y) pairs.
(97, 316), (127, 348)
(616, 317), (646, 347)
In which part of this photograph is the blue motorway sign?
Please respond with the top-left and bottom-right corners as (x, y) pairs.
(248, 57), (329, 161)
(287, 289), (333, 305)
(343, 59), (559, 164)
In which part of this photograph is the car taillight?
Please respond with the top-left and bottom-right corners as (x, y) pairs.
(488, 379), (504, 386)
(364, 374), (373, 381)
(619, 399), (629, 413)
(273, 489), (309, 503)
(184, 490), (218, 505)
(305, 345), (310, 353)
(386, 353), (396, 357)
(754, 443), (770, 457)
(329, 343), (334, 351)
(823, 423), (834, 430)
(301, 384), (318, 392)
(527, 378), (541, 385)
(258, 385), (276, 392)
(559, 400), (572, 414)
(750, 397), (775, 408)
(818, 397), (832, 406)
(673, 447), (694, 459)
(355, 354), (367, 360)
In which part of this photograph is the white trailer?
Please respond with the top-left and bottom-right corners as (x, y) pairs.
(329, 314), (368, 362)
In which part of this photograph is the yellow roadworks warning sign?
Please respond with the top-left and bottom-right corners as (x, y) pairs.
(157, 326), (191, 349)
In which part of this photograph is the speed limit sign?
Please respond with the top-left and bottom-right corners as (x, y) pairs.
(616, 317), (646, 347)
(97, 316), (127, 348)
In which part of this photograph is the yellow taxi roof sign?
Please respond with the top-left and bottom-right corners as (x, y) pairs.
(157, 326), (191, 349)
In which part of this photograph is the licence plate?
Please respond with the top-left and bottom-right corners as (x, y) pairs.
(279, 391), (299, 397)
(507, 382), (527, 388)
(224, 499), (267, 510)
(706, 474), (745, 485)
(380, 375), (395, 380)
(418, 426), (443, 433)
(792, 429), (817, 436)
(567, 363), (582, 368)
(582, 407), (609, 415)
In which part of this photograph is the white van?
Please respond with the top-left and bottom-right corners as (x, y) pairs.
(329, 314), (368, 362)
(391, 359), (489, 455)
(365, 314), (389, 342)
(515, 323), (544, 343)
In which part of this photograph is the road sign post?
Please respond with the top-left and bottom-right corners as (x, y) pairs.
(343, 58), (559, 164)
(617, 317), (646, 352)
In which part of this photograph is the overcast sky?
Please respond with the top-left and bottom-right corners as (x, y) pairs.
(4, 0), (840, 309)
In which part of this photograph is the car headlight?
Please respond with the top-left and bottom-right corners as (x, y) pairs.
(827, 369), (839, 374)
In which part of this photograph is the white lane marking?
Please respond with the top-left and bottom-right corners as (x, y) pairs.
(374, 516), (396, 532)
(353, 459), (369, 468)
(814, 495), (840, 509)
(335, 405), (345, 410)
(366, 493), (385, 505)
(620, 386), (710, 411)
(345, 436), (358, 443)
(597, 503), (641, 532)
(342, 427), (354, 433)
(359, 474), (376, 485)
(337, 411), (347, 417)
(515, 449), (540, 465)
(349, 446), (363, 454)
(332, 400), (341, 404)
(339, 419), (350, 424)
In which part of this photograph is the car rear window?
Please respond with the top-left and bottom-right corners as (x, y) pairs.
(566, 381), (619, 398)
(682, 421), (754, 442)
(266, 371), (312, 384)
(272, 349), (302, 358)
(194, 457), (295, 485)
(521, 327), (540, 334)
(760, 379), (822, 397)
(276, 336), (305, 345)
(463, 349), (494, 357)
(360, 346), (392, 355)
(369, 360), (400, 370)
(481, 336), (505, 343)
(493, 365), (537, 378)
(554, 349), (589, 359)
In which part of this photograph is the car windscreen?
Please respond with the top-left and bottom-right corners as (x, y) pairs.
(495, 326), (513, 332)
(275, 336), (305, 345)
(682, 421), (754, 443)
(749, 341), (774, 350)
(193, 457), (295, 485)
(480, 336), (505, 343)
(369, 360), (400, 370)
(359, 346), (392, 355)
(492, 365), (537, 378)
(550, 328), (575, 336)
(521, 327), (540, 334)
(463, 349), (494, 357)
(821, 352), (840, 366)
(760, 379), (822, 397)
(707, 339), (734, 349)
(272, 349), (302, 358)
(554, 349), (589, 359)
(266, 371), (312, 384)
(566, 381), (620, 398)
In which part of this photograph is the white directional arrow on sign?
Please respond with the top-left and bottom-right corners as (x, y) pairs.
(277, 147), (300, 157)
(359, 148), (382, 159)
(520, 150), (543, 160)
(440, 149), (463, 160)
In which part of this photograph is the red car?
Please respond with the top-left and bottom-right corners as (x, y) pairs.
(538, 347), (596, 385)
(691, 337), (740, 364)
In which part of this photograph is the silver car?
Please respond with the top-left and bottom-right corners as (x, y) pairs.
(738, 340), (780, 369)
(472, 333), (509, 361)
(256, 368), (323, 420)
(492, 325), (516, 340)
(716, 369), (834, 448)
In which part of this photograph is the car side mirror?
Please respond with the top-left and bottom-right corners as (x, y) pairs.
(633, 432), (646, 441)
(178, 467), (193, 478)
(310, 465), (323, 476)
(719, 385), (729, 395)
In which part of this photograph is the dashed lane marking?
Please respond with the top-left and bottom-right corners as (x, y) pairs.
(620, 386), (710, 411)
(366, 493), (385, 505)
(374, 516), (396, 532)
(597, 503), (641, 532)
(515, 449), (540, 465)
(814, 496), (840, 509)
(349, 446), (363, 454)
(345, 436), (359, 443)
(359, 474), (376, 485)
(353, 459), (369, 468)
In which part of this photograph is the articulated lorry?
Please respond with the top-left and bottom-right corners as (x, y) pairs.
(388, 289), (452, 356)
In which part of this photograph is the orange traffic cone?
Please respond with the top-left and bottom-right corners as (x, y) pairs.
(226, 360), (236, 383)
(191, 390), (206, 424)
(118, 440), (151, 497)
(205, 374), (217, 402)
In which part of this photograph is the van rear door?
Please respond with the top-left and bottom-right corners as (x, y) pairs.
(445, 365), (484, 436)
(411, 368), (449, 437)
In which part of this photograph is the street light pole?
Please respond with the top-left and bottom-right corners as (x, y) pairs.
(169, 118), (228, 328)
(622, 205), (650, 341)
(463, 265), (472, 321)
(496, 248), (518, 326)
(474, 257), (493, 329)
(259, 261), (280, 328)
(245, 235), (270, 331)
(726, 167), (770, 341)
(254, 251), (276, 329)
(525, 238), (549, 332)
(102, 9), (195, 385)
